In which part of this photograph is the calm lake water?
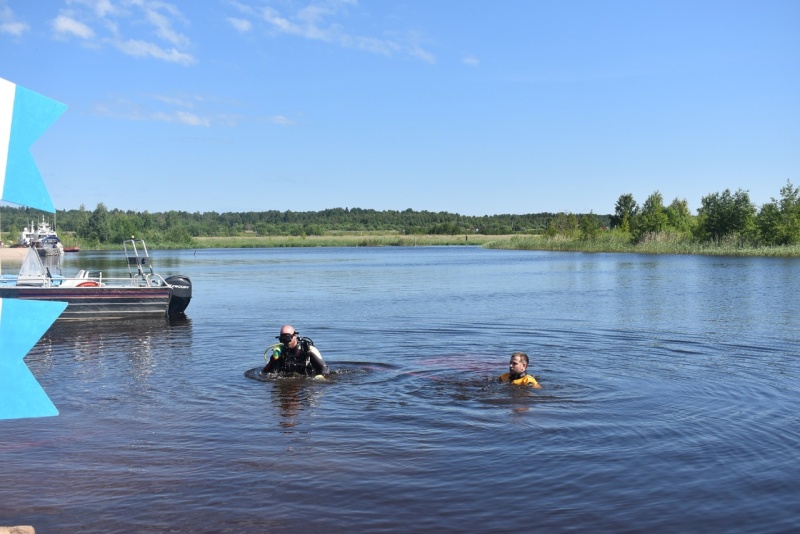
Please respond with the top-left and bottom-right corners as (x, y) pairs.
(3, 246), (799, 532)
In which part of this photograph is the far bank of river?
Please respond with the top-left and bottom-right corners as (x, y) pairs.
(192, 234), (508, 248)
(191, 234), (800, 257)
(8, 233), (800, 258)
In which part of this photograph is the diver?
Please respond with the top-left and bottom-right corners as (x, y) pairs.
(499, 352), (541, 388)
(262, 324), (329, 377)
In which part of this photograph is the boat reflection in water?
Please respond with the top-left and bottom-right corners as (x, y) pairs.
(33, 316), (193, 383)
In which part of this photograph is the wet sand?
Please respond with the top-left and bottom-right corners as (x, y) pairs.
(0, 248), (28, 260)
(0, 247), (28, 272)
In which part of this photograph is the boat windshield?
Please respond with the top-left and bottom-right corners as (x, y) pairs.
(17, 247), (48, 285)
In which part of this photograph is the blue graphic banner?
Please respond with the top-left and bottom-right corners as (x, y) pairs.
(0, 298), (67, 419)
(0, 77), (67, 213)
(0, 77), (67, 419)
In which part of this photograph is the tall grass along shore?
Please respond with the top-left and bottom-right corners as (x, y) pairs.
(29, 231), (800, 257)
(193, 233), (513, 248)
(483, 233), (800, 257)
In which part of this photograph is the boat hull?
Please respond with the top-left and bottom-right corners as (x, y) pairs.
(0, 286), (173, 320)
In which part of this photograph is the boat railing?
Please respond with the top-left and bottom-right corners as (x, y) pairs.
(11, 238), (168, 289)
(123, 238), (155, 278)
(18, 270), (169, 288)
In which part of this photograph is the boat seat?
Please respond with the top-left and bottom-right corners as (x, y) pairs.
(58, 270), (89, 287)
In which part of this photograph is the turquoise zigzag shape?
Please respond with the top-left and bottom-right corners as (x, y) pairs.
(0, 298), (68, 419)
(1, 76), (68, 419)
(1, 77), (67, 213)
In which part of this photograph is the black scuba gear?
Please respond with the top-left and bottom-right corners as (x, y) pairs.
(264, 337), (320, 375)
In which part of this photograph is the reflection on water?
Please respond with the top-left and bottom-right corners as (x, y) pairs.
(33, 317), (193, 385)
(270, 378), (325, 430)
(3, 248), (800, 532)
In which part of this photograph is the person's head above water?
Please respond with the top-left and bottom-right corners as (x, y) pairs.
(277, 324), (299, 349)
(509, 352), (529, 377)
(499, 351), (540, 387)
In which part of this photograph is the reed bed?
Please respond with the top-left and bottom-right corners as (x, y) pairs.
(67, 232), (800, 257)
(484, 234), (800, 257)
(192, 233), (516, 248)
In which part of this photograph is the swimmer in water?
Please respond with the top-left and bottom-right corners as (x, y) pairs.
(499, 352), (541, 388)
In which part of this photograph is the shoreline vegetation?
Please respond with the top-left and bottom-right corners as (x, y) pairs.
(3, 180), (800, 257)
(193, 233), (800, 257)
(80, 233), (800, 257)
(4, 229), (800, 257)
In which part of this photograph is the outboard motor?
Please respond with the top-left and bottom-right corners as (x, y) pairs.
(165, 275), (192, 317)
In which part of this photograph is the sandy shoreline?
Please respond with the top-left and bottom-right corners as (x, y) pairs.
(0, 247), (28, 261)
(0, 248), (28, 274)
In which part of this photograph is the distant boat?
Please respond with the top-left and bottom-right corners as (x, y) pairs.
(36, 235), (64, 256)
(64, 246), (81, 253)
(17, 216), (64, 257)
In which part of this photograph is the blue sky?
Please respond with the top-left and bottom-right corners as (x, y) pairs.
(1, 0), (798, 216)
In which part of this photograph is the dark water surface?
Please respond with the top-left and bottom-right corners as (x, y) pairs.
(3, 247), (799, 532)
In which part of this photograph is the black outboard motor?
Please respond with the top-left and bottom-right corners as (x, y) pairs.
(165, 275), (192, 317)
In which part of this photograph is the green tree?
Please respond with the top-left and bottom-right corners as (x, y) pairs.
(756, 180), (800, 245)
(109, 211), (139, 242)
(579, 212), (600, 240)
(165, 223), (193, 244)
(546, 212), (579, 237)
(71, 204), (91, 237)
(633, 191), (668, 241)
(695, 189), (756, 244)
(82, 203), (111, 244)
(665, 197), (693, 233)
(610, 193), (638, 234)
(428, 222), (462, 235)
(304, 224), (324, 236)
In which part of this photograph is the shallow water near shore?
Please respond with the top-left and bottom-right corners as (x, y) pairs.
(3, 246), (799, 532)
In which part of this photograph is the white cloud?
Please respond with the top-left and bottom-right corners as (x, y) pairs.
(113, 38), (195, 65)
(93, 95), (210, 126)
(270, 115), (293, 125)
(227, 17), (251, 33)
(89, 91), (261, 128)
(174, 111), (210, 127)
(0, 5), (29, 36)
(149, 94), (202, 108)
(262, 7), (304, 37)
(53, 14), (95, 39)
(409, 44), (435, 64)
(92, 93), (296, 128)
(54, 0), (195, 65)
(241, 2), (434, 62)
(0, 20), (27, 36)
(463, 55), (480, 66)
(66, 0), (119, 18)
(342, 34), (398, 56)
(143, 5), (190, 47)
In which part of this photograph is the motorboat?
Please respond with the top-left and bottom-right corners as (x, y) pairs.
(0, 238), (192, 320)
(17, 217), (65, 256)
(36, 235), (65, 256)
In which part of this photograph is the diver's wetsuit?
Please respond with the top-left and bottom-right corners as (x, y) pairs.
(263, 339), (328, 376)
(499, 372), (540, 388)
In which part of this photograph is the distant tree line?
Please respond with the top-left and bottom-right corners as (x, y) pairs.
(608, 180), (800, 247)
(0, 204), (609, 246)
(2, 180), (797, 248)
